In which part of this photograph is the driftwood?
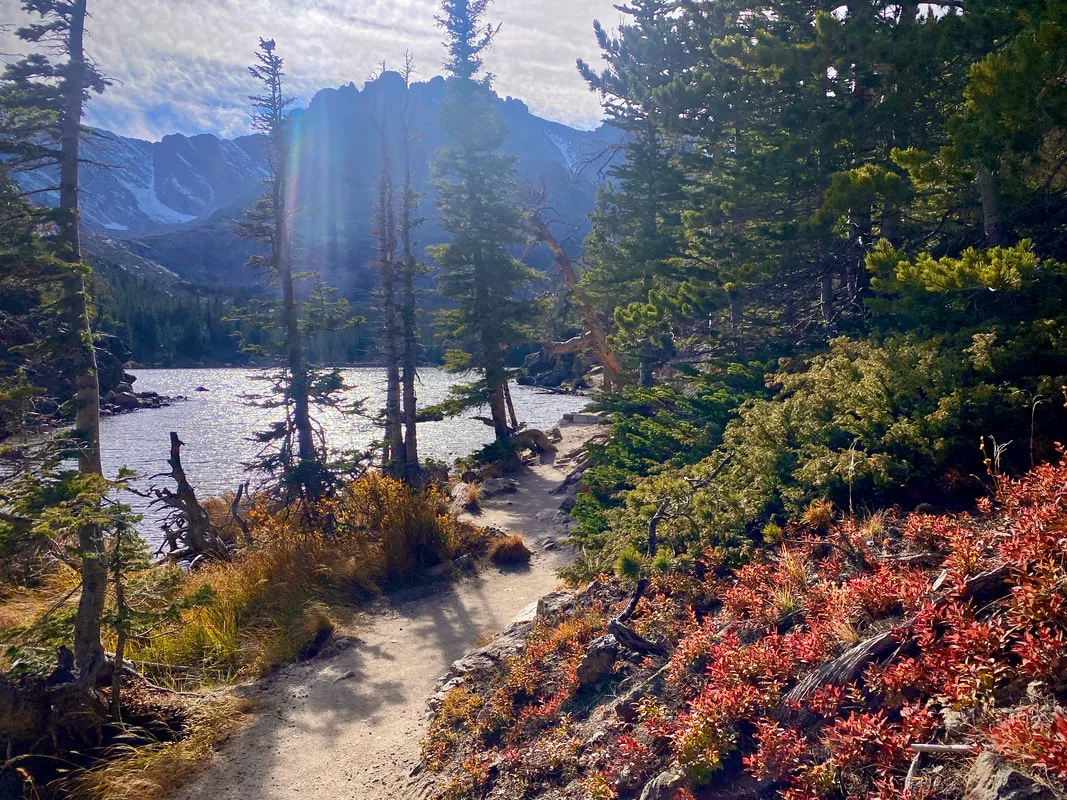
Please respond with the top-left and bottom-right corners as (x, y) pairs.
(609, 618), (669, 657)
(151, 432), (230, 561)
(231, 482), (253, 543)
(786, 630), (900, 704)
(909, 743), (975, 755)
(529, 210), (623, 391)
(514, 429), (558, 455)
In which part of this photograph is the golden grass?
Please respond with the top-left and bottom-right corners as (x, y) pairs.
(61, 694), (256, 800)
(802, 499), (836, 530)
(487, 535), (532, 566)
(463, 482), (484, 511)
(124, 475), (491, 685)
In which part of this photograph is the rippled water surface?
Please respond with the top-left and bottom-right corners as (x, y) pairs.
(101, 368), (589, 545)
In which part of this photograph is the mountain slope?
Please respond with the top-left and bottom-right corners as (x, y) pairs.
(16, 74), (616, 291)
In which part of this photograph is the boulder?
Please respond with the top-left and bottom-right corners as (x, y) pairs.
(639, 769), (686, 800)
(964, 752), (1058, 800)
(111, 391), (141, 410)
(577, 634), (619, 688)
(536, 589), (578, 621)
(482, 477), (519, 497)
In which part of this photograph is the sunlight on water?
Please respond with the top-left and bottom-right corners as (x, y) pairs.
(100, 368), (589, 546)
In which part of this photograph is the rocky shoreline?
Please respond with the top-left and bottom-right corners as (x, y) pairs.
(100, 380), (183, 417)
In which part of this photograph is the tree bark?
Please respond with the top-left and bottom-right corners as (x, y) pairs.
(503, 380), (519, 432)
(109, 553), (127, 722)
(61, 0), (107, 693)
(978, 166), (1006, 247)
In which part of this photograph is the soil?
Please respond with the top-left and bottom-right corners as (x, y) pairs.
(173, 422), (600, 800)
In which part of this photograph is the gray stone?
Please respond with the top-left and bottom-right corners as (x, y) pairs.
(482, 477), (519, 497)
(614, 686), (648, 722)
(547, 427), (563, 443)
(427, 560), (454, 577)
(112, 391), (141, 410)
(577, 634), (619, 688)
(536, 589), (577, 621)
(639, 769), (686, 800)
(964, 752), (1057, 800)
(455, 553), (475, 571)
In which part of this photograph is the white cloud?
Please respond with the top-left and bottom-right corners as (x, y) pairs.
(1, 0), (625, 142)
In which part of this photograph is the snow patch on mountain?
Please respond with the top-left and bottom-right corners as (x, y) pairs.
(546, 130), (580, 173)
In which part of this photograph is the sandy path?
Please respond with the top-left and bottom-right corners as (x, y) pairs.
(175, 422), (597, 800)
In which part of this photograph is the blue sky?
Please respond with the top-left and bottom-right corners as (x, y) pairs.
(1, 0), (623, 142)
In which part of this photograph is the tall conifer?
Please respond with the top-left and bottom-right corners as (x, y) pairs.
(432, 0), (535, 441)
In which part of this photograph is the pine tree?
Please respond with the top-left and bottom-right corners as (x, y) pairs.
(235, 39), (352, 501)
(431, 0), (536, 441)
(2, 0), (110, 689)
(399, 55), (424, 479)
(370, 78), (405, 477)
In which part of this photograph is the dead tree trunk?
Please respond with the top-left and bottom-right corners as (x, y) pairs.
(978, 166), (1006, 247)
(504, 380), (519, 432)
(152, 432), (229, 560)
(529, 211), (623, 391)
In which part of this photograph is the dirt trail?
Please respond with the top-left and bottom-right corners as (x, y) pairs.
(175, 422), (598, 800)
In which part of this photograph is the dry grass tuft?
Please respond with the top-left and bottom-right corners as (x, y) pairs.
(61, 694), (255, 800)
(487, 535), (532, 566)
(802, 498), (836, 530)
(463, 482), (484, 512)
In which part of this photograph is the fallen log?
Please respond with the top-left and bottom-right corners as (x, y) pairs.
(909, 743), (975, 755)
(785, 630), (900, 704)
(608, 618), (669, 658)
(785, 564), (1013, 706)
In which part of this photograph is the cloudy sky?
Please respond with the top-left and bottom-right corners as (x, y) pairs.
(1, 0), (623, 142)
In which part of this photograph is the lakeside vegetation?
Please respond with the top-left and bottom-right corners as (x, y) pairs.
(2, 0), (1067, 798)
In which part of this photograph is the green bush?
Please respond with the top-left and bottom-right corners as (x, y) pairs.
(568, 333), (1067, 579)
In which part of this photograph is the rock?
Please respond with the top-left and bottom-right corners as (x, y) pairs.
(481, 477), (519, 497)
(427, 560), (454, 577)
(510, 601), (539, 626)
(460, 470), (480, 484)
(639, 769), (686, 800)
(334, 670), (357, 683)
(195, 386), (211, 392)
(536, 589), (578, 621)
(547, 426), (563, 443)
(564, 412), (610, 425)
(535, 508), (573, 534)
(964, 752), (1057, 800)
(455, 553), (475, 571)
(112, 391), (141, 410)
(577, 634), (619, 688)
(614, 684), (649, 722)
